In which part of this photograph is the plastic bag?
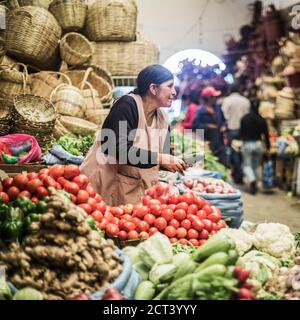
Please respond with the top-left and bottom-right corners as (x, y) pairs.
(263, 160), (275, 189)
(0, 134), (42, 164)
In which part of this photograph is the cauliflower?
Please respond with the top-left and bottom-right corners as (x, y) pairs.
(253, 223), (296, 260)
(219, 228), (254, 256)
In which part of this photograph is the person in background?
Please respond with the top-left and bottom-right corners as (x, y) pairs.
(180, 94), (191, 114)
(181, 94), (200, 130)
(221, 83), (251, 184)
(240, 98), (271, 195)
(192, 87), (229, 167)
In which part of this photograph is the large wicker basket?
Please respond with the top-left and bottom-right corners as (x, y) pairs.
(5, 6), (62, 70)
(0, 98), (13, 136)
(12, 94), (56, 148)
(0, 63), (30, 104)
(30, 71), (71, 100)
(85, 108), (109, 128)
(89, 33), (160, 76)
(49, 0), (87, 33)
(66, 66), (113, 105)
(13, 0), (52, 9)
(60, 32), (93, 66)
(81, 81), (103, 112)
(0, 55), (18, 67)
(86, 0), (137, 42)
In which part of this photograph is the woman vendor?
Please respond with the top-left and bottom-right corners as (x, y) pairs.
(81, 65), (189, 205)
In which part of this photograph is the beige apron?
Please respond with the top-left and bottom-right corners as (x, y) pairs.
(80, 94), (169, 205)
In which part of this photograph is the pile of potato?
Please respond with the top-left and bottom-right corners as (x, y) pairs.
(0, 188), (122, 300)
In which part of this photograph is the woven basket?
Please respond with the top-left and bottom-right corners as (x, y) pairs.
(85, 108), (109, 127)
(89, 33), (159, 76)
(49, 0), (87, 32)
(81, 81), (103, 112)
(0, 38), (5, 60)
(60, 32), (93, 66)
(15, 0), (52, 9)
(66, 66), (113, 104)
(0, 63), (30, 104)
(30, 71), (71, 100)
(86, 0), (137, 42)
(0, 55), (18, 67)
(60, 115), (98, 135)
(12, 94), (56, 147)
(0, 98), (13, 136)
(53, 118), (76, 139)
(5, 6), (62, 70)
(50, 78), (86, 118)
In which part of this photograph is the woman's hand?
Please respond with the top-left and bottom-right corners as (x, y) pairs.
(158, 154), (191, 174)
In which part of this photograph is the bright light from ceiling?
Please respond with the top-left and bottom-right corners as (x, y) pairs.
(164, 49), (226, 74)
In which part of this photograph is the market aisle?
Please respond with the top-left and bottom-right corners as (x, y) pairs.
(242, 189), (300, 233)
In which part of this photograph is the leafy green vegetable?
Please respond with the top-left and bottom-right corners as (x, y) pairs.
(172, 242), (197, 255)
(55, 134), (95, 156)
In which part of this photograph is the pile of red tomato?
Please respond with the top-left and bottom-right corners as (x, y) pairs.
(96, 182), (227, 247)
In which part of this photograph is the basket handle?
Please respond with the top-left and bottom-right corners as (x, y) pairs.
(49, 83), (71, 103)
(80, 67), (93, 90)
(105, 1), (128, 13)
(82, 80), (99, 107)
(46, 71), (72, 85)
(11, 63), (29, 84)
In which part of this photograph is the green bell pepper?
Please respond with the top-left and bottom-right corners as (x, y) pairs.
(0, 219), (23, 241)
(36, 201), (47, 213)
(2, 152), (18, 164)
(0, 204), (10, 221)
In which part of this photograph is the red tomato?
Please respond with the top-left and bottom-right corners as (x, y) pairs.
(122, 214), (133, 222)
(212, 223), (220, 231)
(133, 205), (148, 218)
(77, 190), (89, 204)
(194, 196), (205, 209)
(73, 174), (89, 188)
(149, 204), (161, 217)
(104, 211), (114, 222)
(181, 192), (194, 205)
(118, 230), (128, 240)
(187, 204), (198, 215)
(149, 227), (158, 236)
(189, 239), (199, 247)
(132, 217), (141, 226)
(31, 197), (39, 203)
(196, 210), (207, 220)
(109, 206), (123, 218)
(169, 195), (180, 205)
(99, 218), (109, 230)
(139, 231), (149, 239)
(181, 219), (191, 230)
(158, 195), (169, 205)
(145, 187), (156, 198)
(169, 219), (180, 229)
(71, 194), (77, 204)
(123, 203), (134, 215)
(18, 190), (31, 198)
(186, 214), (197, 222)
(202, 205), (213, 216)
(36, 186), (49, 199)
(169, 237), (178, 244)
(64, 182), (80, 195)
(0, 185), (2, 192)
(110, 217), (119, 225)
(174, 209), (186, 221)
(217, 220), (227, 229)
(199, 239), (207, 246)
(148, 199), (161, 206)
(142, 195), (152, 206)
(27, 179), (43, 194)
(143, 213), (155, 226)
(210, 230), (217, 236)
(154, 217), (167, 231)
(2, 177), (14, 191)
(127, 230), (139, 240)
(106, 224), (120, 236)
(175, 202), (188, 212)
(123, 221), (136, 232)
(167, 204), (176, 211)
(27, 172), (38, 181)
(49, 165), (65, 180)
(56, 183), (62, 190)
(7, 186), (20, 201)
(207, 212), (221, 223)
(138, 221), (150, 232)
(64, 165), (80, 180)
(13, 174), (28, 191)
(39, 168), (50, 175)
(57, 177), (68, 187)
(94, 194), (102, 203)
(78, 203), (92, 214)
(199, 229), (209, 239)
(118, 219), (126, 229)
(176, 227), (187, 239)
(155, 182), (167, 196)
(0, 192), (9, 204)
(87, 198), (98, 211)
(43, 176), (56, 189)
(85, 185), (97, 198)
(96, 201), (107, 213)
(187, 229), (199, 240)
(179, 239), (188, 245)
(164, 226), (177, 238)
(202, 219), (213, 232)
(91, 210), (104, 223)
(161, 208), (174, 222)
(192, 219), (204, 231)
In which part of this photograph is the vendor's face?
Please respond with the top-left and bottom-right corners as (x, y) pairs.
(155, 80), (176, 107)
